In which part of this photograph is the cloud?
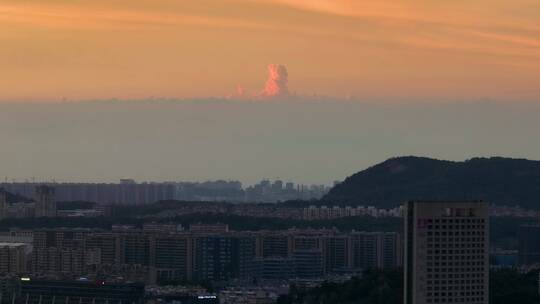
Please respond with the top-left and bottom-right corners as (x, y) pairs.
(0, 2), (270, 31)
(256, 0), (540, 59)
(1, 0), (539, 101)
(227, 64), (290, 100)
(261, 64), (289, 97)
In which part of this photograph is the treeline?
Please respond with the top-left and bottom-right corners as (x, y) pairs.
(491, 269), (540, 304)
(169, 213), (402, 232)
(113, 200), (310, 217)
(0, 217), (142, 231)
(57, 201), (96, 210)
(0, 213), (402, 232)
(277, 269), (403, 304)
(276, 269), (540, 304)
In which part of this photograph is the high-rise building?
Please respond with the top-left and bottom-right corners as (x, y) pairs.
(293, 249), (323, 278)
(285, 182), (294, 191)
(59, 248), (85, 275)
(404, 201), (489, 304)
(0, 189), (7, 220)
(292, 235), (321, 251)
(119, 233), (150, 266)
(518, 224), (540, 265)
(236, 234), (257, 279)
(257, 234), (291, 258)
(253, 257), (294, 280)
(350, 232), (402, 270)
(193, 235), (238, 281)
(0, 243), (29, 273)
(323, 235), (350, 273)
(381, 232), (402, 269)
(150, 234), (191, 282)
(272, 180), (283, 192)
(84, 233), (118, 265)
(34, 186), (56, 218)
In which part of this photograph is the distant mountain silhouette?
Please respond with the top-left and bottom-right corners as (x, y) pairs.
(324, 156), (540, 209)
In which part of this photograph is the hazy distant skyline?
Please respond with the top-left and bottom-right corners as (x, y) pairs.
(1, 0), (539, 102)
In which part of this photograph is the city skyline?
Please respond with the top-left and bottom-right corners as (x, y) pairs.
(2, 1), (540, 303)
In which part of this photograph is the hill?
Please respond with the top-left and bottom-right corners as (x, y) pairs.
(323, 156), (540, 209)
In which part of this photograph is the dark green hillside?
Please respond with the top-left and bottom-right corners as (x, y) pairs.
(324, 156), (540, 209)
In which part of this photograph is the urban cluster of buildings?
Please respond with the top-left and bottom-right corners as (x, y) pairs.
(302, 205), (403, 220)
(244, 180), (331, 203)
(0, 200), (498, 304)
(302, 204), (540, 221)
(138, 202), (305, 220)
(0, 179), (330, 205)
(489, 205), (540, 218)
(0, 224), (401, 303)
(2, 181), (540, 304)
(0, 186), (57, 220)
(0, 225), (402, 285)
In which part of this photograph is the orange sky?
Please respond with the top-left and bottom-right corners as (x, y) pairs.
(1, 0), (539, 102)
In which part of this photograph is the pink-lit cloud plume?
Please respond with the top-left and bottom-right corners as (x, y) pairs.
(228, 64), (290, 100)
(261, 64), (289, 97)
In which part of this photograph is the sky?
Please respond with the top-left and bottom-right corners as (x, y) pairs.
(1, 101), (540, 185)
(0, 1), (540, 185)
(1, 0), (539, 101)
